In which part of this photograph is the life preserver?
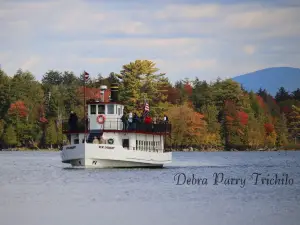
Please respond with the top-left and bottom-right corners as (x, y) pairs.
(107, 138), (114, 144)
(96, 114), (106, 124)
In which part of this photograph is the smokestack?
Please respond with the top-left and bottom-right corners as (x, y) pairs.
(110, 83), (119, 102)
(100, 85), (107, 102)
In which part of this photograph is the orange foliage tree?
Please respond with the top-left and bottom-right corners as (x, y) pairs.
(166, 102), (206, 147)
(8, 101), (28, 118)
(264, 123), (274, 134)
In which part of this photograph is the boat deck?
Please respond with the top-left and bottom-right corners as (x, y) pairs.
(62, 118), (171, 135)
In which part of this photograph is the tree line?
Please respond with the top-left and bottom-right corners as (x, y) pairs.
(0, 59), (299, 150)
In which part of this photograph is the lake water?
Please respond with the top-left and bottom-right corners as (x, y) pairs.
(0, 151), (300, 225)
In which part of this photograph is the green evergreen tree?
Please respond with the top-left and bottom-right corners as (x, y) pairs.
(45, 120), (58, 149)
(275, 87), (291, 102)
(245, 112), (264, 149)
(292, 88), (300, 101)
(3, 125), (18, 147)
(275, 113), (289, 147)
(288, 105), (300, 143)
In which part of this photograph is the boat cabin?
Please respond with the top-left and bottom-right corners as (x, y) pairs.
(62, 84), (171, 152)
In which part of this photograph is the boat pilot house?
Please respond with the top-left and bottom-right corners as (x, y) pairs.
(62, 83), (171, 152)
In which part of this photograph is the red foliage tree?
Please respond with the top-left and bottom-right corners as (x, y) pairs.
(226, 115), (234, 122)
(271, 97), (277, 105)
(184, 83), (193, 97)
(238, 111), (248, 125)
(256, 95), (265, 109)
(37, 105), (48, 123)
(165, 86), (180, 104)
(224, 100), (237, 125)
(281, 106), (292, 114)
(8, 100), (28, 118)
(39, 116), (48, 123)
(264, 123), (274, 134)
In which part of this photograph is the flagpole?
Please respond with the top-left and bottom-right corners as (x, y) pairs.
(84, 72), (87, 142)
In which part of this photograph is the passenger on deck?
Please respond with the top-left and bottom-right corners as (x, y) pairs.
(153, 117), (157, 124)
(139, 115), (144, 124)
(68, 111), (78, 131)
(93, 136), (99, 144)
(85, 113), (89, 131)
(128, 112), (133, 130)
(132, 113), (139, 130)
(99, 135), (105, 144)
(121, 113), (128, 130)
(144, 115), (152, 124)
(144, 115), (152, 132)
(163, 114), (169, 124)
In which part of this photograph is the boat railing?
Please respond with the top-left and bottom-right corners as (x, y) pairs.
(62, 118), (171, 134)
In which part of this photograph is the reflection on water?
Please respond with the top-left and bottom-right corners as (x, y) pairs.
(0, 151), (300, 225)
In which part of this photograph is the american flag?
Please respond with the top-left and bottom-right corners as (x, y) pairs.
(143, 101), (149, 117)
(84, 71), (89, 80)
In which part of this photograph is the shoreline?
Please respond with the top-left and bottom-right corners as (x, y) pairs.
(0, 148), (59, 152)
(1, 148), (299, 152)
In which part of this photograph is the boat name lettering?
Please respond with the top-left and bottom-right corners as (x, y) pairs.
(66, 146), (76, 149)
(99, 146), (115, 149)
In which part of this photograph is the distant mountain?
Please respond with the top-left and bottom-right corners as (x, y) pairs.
(232, 67), (300, 96)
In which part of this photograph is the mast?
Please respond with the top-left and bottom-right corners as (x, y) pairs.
(83, 71), (89, 141)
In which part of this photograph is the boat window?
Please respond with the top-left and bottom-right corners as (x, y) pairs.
(107, 104), (114, 114)
(118, 107), (121, 115)
(122, 139), (129, 148)
(90, 105), (96, 114)
(98, 105), (105, 114)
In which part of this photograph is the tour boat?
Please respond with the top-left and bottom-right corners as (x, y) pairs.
(60, 83), (172, 168)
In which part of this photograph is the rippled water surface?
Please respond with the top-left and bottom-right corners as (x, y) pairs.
(0, 151), (300, 225)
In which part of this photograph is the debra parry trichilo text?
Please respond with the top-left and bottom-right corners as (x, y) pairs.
(173, 172), (294, 188)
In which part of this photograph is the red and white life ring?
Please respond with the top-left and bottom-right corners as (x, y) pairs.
(96, 114), (106, 124)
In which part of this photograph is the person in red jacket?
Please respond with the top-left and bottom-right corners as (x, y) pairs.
(144, 115), (152, 124)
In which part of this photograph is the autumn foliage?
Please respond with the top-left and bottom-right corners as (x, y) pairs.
(166, 103), (206, 146)
(165, 86), (180, 104)
(238, 111), (248, 125)
(184, 83), (193, 96)
(264, 123), (274, 134)
(0, 61), (299, 150)
(8, 101), (28, 117)
(256, 95), (265, 109)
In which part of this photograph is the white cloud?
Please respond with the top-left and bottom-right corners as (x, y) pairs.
(155, 4), (220, 19)
(187, 59), (217, 70)
(100, 37), (210, 48)
(243, 45), (256, 55)
(0, 0), (299, 82)
(21, 56), (40, 71)
(82, 57), (120, 64)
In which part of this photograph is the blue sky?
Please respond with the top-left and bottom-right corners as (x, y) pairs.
(0, 0), (300, 82)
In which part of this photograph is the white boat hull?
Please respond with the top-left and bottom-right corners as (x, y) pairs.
(61, 143), (172, 168)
